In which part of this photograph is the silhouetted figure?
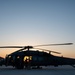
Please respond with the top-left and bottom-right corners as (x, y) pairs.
(25, 58), (31, 69)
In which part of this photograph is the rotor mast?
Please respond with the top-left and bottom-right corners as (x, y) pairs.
(24, 46), (33, 51)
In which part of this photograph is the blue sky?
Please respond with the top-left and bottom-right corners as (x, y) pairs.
(0, 0), (75, 58)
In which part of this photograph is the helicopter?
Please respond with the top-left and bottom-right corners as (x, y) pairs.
(0, 43), (75, 69)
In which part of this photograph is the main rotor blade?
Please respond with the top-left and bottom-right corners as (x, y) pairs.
(34, 43), (73, 47)
(0, 46), (33, 49)
(34, 48), (61, 54)
(0, 46), (23, 48)
(0, 43), (73, 49)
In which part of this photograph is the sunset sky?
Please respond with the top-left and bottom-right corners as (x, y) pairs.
(0, 0), (75, 58)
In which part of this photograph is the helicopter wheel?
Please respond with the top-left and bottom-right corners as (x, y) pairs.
(71, 65), (75, 68)
(15, 64), (24, 69)
(31, 66), (42, 69)
(37, 66), (42, 69)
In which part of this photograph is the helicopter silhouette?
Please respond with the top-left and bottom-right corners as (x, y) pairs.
(0, 43), (75, 69)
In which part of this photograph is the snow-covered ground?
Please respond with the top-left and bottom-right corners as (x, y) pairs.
(0, 66), (75, 75)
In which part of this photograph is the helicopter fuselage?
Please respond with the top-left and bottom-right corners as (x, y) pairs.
(0, 50), (75, 69)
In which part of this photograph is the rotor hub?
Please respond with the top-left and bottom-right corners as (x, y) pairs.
(23, 46), (33, 50)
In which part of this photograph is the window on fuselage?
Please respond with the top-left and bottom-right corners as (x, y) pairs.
(23, 56), (32, 62)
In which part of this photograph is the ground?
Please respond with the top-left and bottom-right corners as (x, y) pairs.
(0, 66), (75, 75)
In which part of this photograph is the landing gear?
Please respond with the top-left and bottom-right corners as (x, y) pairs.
(37, 66), (42, 69)
(15, 64), (24, 69)
(32, 66), (42, 69)
(71, 65), (75, 68)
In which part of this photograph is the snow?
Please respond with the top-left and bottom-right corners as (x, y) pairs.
(0, 66), (75, 75)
